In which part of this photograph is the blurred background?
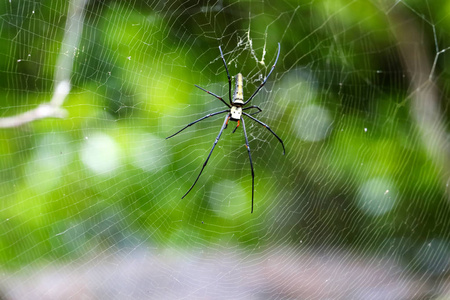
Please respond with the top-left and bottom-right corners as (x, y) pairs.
(0, 0), (450, 298)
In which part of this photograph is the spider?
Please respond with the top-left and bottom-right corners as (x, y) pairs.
(166, 43), (285, 213)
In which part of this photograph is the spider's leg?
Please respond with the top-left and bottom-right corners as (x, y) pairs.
(166, 109), (229, 139)
(224, 114), (231, 129)
(232, 120), (240, 133)
(241, 117), (254, 213)
(243, 43), (281, 106)
(219, 46), (232, 105)
(182, 114), (230, 199)
(242, 105), (262, 116)
(195, 85), (231, 108)
(243, 112), (285, 155)
(231, 106), (262, 133)
(231, 106), (261, 133)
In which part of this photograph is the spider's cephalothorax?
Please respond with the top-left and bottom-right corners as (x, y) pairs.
(166, 43), (285, 213)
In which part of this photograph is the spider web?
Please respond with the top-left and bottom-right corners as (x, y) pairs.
(1, 0), (450, 298)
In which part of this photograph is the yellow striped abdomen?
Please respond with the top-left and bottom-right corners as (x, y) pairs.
(233, 73), (244, 105)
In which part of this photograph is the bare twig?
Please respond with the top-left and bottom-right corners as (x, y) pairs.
(0, 0), (88, 128)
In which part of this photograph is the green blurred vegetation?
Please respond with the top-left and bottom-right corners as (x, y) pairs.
(0, 0), (449, 276)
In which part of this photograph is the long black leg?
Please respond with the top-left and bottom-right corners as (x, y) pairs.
(166, 109), (229, 139)
(219, 46), (232, 105)
(243, 112), (285, 155)
(243, 105), (262, 115)
(248, 111), (261, 116)
(241, 117), (254, 213)
(182, 114), (230, 199)
(243, 43), (281, 106)
(232, 120), (240, 133)
(195, 85), (231, 108)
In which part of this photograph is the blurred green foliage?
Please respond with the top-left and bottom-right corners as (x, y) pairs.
(0, 0), (449, 276)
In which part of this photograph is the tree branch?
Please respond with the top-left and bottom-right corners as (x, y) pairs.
(0, 0), (88, 128)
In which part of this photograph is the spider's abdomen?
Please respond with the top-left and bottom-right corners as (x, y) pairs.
(233, 73), (244, 105)
(230, 106), (242, 120)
